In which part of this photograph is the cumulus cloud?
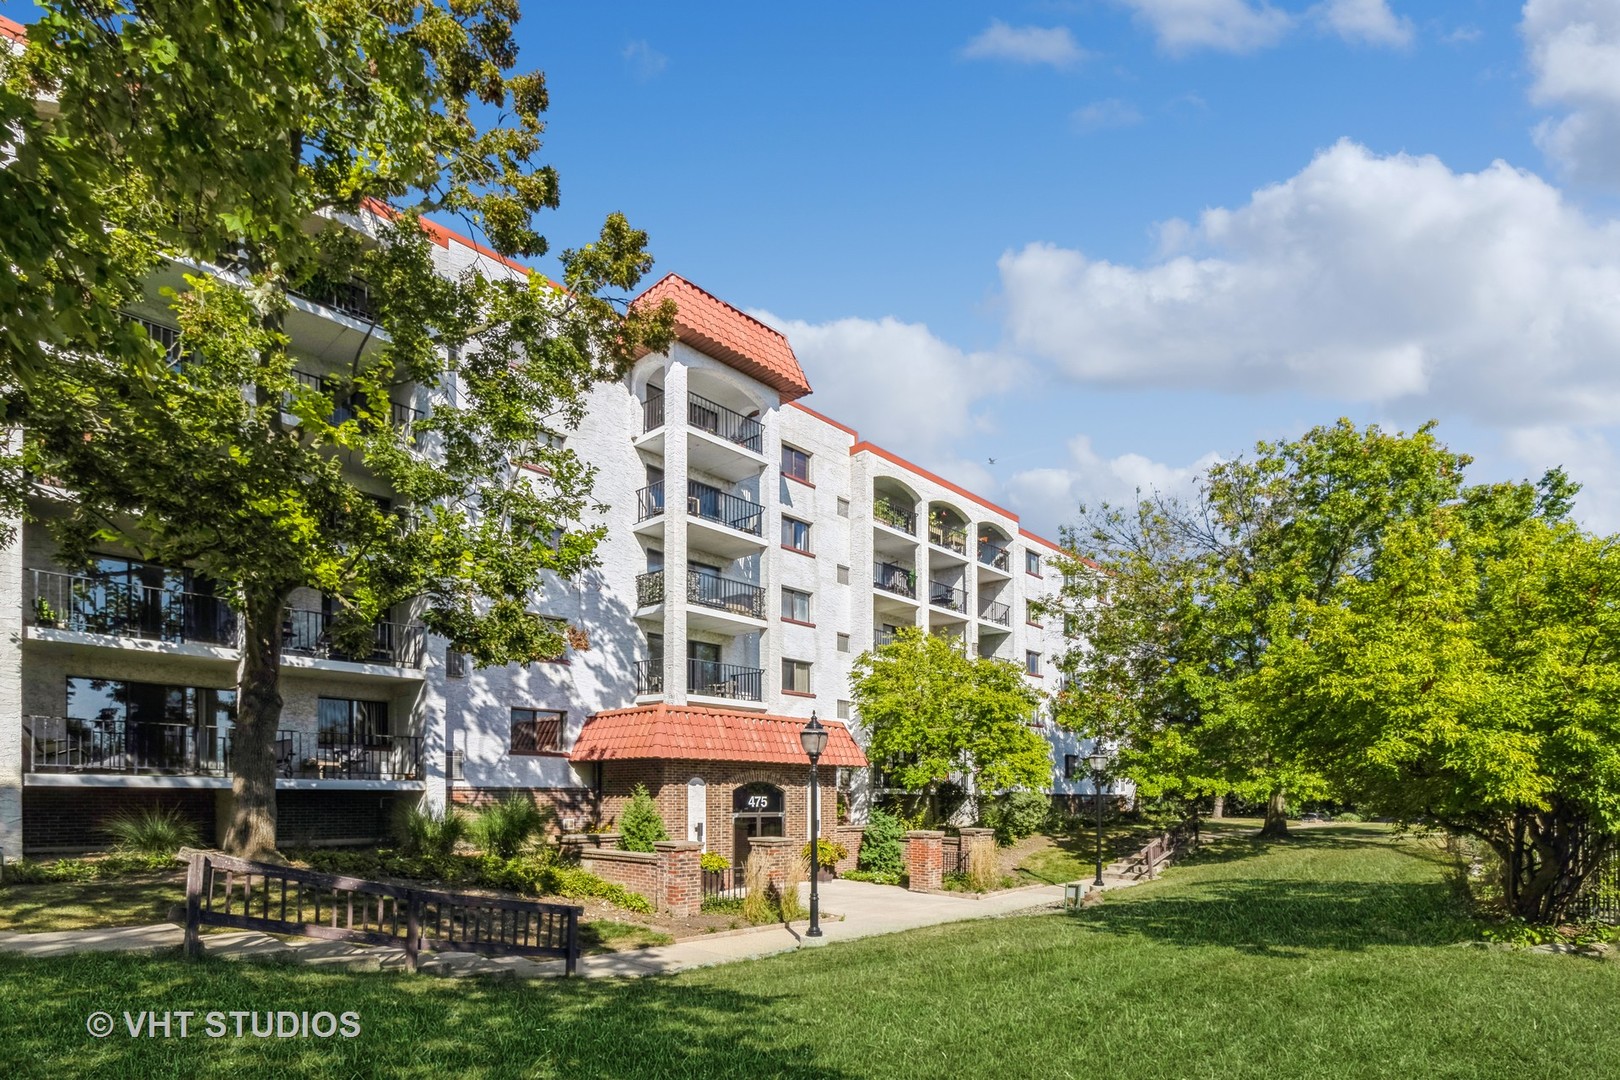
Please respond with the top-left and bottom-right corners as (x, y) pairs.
(1523, 0), (1620, 187)
(622, 40), (668, 81)
(1005, 435), (1225, 538)
(1116, 0), (1294, 54)
(1311, 0), (1413, 47)
(997, 139), (1620, 433)
(751, 311), (1023, 458)
(1072, 98), (1144, 132)
(961, 20), (1089, 68)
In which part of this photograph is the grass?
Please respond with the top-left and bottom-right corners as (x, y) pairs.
(579, 921), (674, 954)
(3, 824), (1620, 1077)
(1015, 817), (1258, 885)
(0, 876), (184, 933)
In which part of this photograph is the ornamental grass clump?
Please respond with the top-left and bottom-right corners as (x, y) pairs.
(741, 853), (773, 925)
(470, 794), (551, 859)
(400, 805), (468, 858)
(965, 840), (1000, 893)
(101, 806), (201, 855)
(777, 855), (806, 922)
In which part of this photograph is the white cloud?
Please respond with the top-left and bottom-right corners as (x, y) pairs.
(1500, 425), (1620, 533)
(1311, 0), (1413, 47)
(997, 139), (1620, 433)
(1005, 435), (1224, 537)
(622, 40), (668, 81)
(1522, 0), (1620, 187)
(1072, 98), (1144, 132)
(1116, 0), (1294, 54)
(751, 311), (1023, 458)
(961, 20), (1089, 68)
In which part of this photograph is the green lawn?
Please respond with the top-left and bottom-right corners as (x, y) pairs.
(0, 876), (185, 933)
(2, 824), (1618, 1078)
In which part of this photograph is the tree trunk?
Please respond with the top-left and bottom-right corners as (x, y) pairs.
(1492, 803), (1611, 925)
(1258, 788), (1289, 838)
(1211, 795), (1226, 819)
(224, 591), (286, 860)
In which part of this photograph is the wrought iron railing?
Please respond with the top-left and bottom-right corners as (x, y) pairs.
(979, 545), (1010, 572)
(636, 571), (665, 608)
(929, 524), (967, 554)
(873, 499), (916, 534)
(981, 599), (1012, 626)
(702, 865), (744, 899)
(687, 570), (766, 618)
(643, 388), (665, 432)
(282, 609), (425, 668)
(688, 392), (763, 453)
(28, 569), (238, 646)
(874, 628), (898, 647)
(687, 480), (764, 535)
(1573, 849), (1620, 924)
(120, 312), (186, 363)
(929, 581), (968, 613)
(874, 562), (916, 598)
(636, 481), (665, 522)
(292, 278), (376, 322)
(260, 729), (424, 781)
(634, 659), (664, 695)
(687, 659), (763, 702)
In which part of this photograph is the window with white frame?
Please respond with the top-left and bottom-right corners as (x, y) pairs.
(782, 658), (812, 693)
(781, 587), (811, 622)
(782, 517), (812, 553)
(1025, 651), (1041, 676)
(781, 445), (812, 483)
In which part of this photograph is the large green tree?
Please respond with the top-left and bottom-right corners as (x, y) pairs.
(1044, 421), (1468, 837)
(851, 628), (1048, 820)
(4, 0), (673, 858)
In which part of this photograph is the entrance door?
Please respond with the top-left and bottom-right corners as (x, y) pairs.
(731, 782), (786, 867)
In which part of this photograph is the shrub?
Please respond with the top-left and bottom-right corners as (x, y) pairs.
(801, 838), (848, 872)
(700, 851), (731, 873)
(400, 805), (467, 858)
(1334, 811), (1365, 823)
(858, 808), (905, 878)
(618, 784), (669, 853)
(701, 894), (744, 915)
(964, 840), (1000, 892)
(841, 868), (902, 886)
(101, 806), (201, 855)
(741, 853), (774, 925)
(979, 790), (1049, 846)
(470, 794), (551, 859)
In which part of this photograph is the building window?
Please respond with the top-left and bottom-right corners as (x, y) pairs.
(782, 445), (812, 483)
(510, 708), (564, 755)
(1025, 651), (1041, 676)
(1027, 603), (1042, 627)
(782, 587), (812, 623)
(782, 517), (812, 553)
(446, 648), (469, 678)
(1064, 754), (1079, 780)
(1026, 550), (1041, 576)
(319, 697), (389, 745)
(836, 633), (850, 653)
(837, 699), (852, 720)
(837, 564), (850, 585)
(782, 658), (812, 694)
(836, 497), (850, 518)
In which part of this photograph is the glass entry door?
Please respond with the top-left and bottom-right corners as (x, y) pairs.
(732, 782), (785, 867)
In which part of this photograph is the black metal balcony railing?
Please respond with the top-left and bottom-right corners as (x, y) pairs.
(688, 392), (763, 453)
(687, 570), (766, 618)
(687, 480), (764, 535)
(981, 599), (1012, 626)
(121, 312), (188, 364)
(643, 388), (665, 433)
(874, 562), (917, 598)
(28, 569), (238, 646)
(929, 581), (968, 613)
(287, 371), (423, 433)
(930, 524), (967, 554)
(22, 718), (423, 781)
(874, 628), (898, 647)
(634, 659), (665, 695)
(687, 659), (763, 702)
(874, 499), (916, 534)
(636, 571), (665, 608)
(292, 278), (376, 322)
(637, 481), (666, 522)
(979, 545), (1011, 572)
(282, 609), (426, 669)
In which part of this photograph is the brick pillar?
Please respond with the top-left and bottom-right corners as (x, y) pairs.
(905, 830), (944, 892)
(654, 840), (702, 917)
(747, 836), (795, 892)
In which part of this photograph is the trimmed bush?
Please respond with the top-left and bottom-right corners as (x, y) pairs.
(841, 868), (902, 886)
(700, 851), (731, 873)
(400, 805), (468, 858)
(101, 806), (201, 855)
(618, 784), (669, 853)
(1334, 811), (1365, 823)
(470, 794), (552, 859)
(801, 838), (848, 872)
(979, 790), (1049, 846)
(857, 808), (905, 878)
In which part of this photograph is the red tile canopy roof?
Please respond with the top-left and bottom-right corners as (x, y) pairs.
(571, 704), (866, 767)
(632, 274), (812, 403)
(1, 15), (27, 44)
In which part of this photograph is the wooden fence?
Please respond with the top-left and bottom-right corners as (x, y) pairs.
(182, 850), (583, 974)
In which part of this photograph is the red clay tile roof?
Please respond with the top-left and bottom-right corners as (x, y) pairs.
(571, 704), (866, 767)
(1, 15), (28, 44)
(632, 274), (811, 403)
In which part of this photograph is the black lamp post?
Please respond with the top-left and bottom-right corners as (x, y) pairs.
(1088, 750), (1109, 888)
(800, 712), (828, 938)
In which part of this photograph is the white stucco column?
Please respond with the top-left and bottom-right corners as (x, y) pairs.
(0, 508), (25, 857)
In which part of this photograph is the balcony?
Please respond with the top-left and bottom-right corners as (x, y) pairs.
(291, 278), (376, 323)
(636, 481), (665, 523)
(928, 581), (968, 614)
(929, 524), (967, 555)
(687, 659), (763, 703)
(643, 388), (665, 433)
(634, 569), (768, 624)
(874, 499), (916, 535)
(22, 718), (423, 783)
(688, 392), (763, 453)
(978, 545), (1011, 573)
(873, 562), (917, 599)
(28, 569), (237, 647)
(282, 610), (426, 669)
(874, 628), (898, 647)
(634, 659), (665, 696)
(688, 480), (764, 536)
(981, 599), (1012, 627)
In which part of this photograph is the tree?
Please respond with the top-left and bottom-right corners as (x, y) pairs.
(1278, 470), (1620, 923)
(6, 0), (674, 858)
(1044, 420), (1467, 837)
(618, 784), (668, 853)
(851, 628), (1048, 821)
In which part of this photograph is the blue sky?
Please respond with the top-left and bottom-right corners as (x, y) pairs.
(10, 1), (1620, 541)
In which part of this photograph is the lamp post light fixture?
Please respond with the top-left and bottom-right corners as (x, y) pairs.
(800, 712), (829, 938)
(1088, 749), (1110, 888)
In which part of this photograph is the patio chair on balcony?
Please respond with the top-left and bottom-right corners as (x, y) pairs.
(274, 738), (296, 779)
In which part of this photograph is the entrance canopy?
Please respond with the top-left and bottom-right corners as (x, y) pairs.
(570, 704), (866, 767)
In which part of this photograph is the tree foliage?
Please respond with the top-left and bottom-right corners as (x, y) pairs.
(851, 628), (1048, 814)
(2, 0), (674, 857)
(617, 784), (668, 854)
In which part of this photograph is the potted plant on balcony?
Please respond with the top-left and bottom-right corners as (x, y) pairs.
(298, 756), (321, 778)
(33, 597), (59, 628)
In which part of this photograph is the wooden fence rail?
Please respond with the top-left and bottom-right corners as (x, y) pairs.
(181, 849), (582, 975)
